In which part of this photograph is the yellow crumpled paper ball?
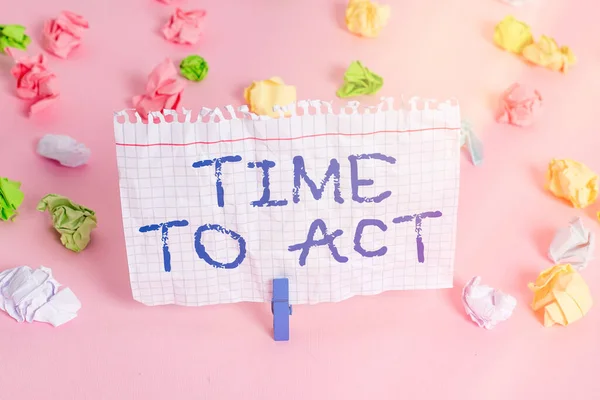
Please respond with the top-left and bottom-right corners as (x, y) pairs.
(528, 264), (592, 327)
(493, 15), (533, 54)
(243, 77), (296, 118)
(345, 0), (390, 38)
(546, 158), (598, 208)
(522, 35), (576, 73)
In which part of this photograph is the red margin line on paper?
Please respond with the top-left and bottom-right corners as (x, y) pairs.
(114, 127), (461, 147)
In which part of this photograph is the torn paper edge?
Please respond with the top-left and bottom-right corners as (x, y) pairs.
(113, 97), (460, 125)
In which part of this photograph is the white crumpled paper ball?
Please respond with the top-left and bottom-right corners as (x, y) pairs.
(37, 134), (90, 167)
(0, 265), (81, 327)
(462, 276), (517, 329)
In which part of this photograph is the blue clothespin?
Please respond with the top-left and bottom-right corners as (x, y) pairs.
(272, 278), (292, 341)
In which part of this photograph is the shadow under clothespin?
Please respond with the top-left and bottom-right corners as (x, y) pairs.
(460, 120), (483, 166)
(272, 278), (292, 341)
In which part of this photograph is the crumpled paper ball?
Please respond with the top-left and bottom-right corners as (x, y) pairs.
(522, 35), (576, 73)
(493, 15), (533, 54)
(462, 276), (517, 329)
(179, 55), (208, 82)
(162, 8), (206, 45)
(9, 51), (60, 116)
(336, 60), (383, 98)
(37, 134), (90, 167)
(496, 83), (542, 127)
(0, 177), (24, 221)
(546, 158), (598, 208)
(345, 0), (390, 38)
(0, 265), (81, 327)
(548, 217), (594, 270)
(0, 24), (31, 53)
(528, 264), (593, 327)
(37, 194), (98, 252)
(132, 58), (186, 116)
(43, 11), (89, 59)
(244, 77), (296, 118)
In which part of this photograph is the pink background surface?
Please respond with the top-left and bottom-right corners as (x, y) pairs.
(2, 0), (600, 399)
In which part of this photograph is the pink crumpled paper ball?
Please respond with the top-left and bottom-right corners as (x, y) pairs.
(496, 83), (542, 127)
(162, 8), (206, 45)
(9, 51), (59, 116)
(132, 58), (186, 116)
(43, 11), (89, 59)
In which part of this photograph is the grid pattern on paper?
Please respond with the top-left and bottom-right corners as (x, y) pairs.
(114, 107), (461, 306)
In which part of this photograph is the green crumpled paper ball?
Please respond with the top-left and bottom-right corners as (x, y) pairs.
(0, 24), (31, 53)
(336, 60), (383, 98)
(0, 177), (24, 221)
(180, 55), (209, 82)
(37, 194), (98, 252)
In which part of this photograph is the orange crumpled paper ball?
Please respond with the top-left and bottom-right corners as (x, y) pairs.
(546, 158), (598, 208)
(528, 264), (593, 327)
(9, 51), (59, 116)
(132, 58), (186, 116)
(243, 77), (297, 118)
(43, 11), (89, 59)
(522, 35), (576, 73)
(162, 8), (206, 45)
(345, 0), (391, 38)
